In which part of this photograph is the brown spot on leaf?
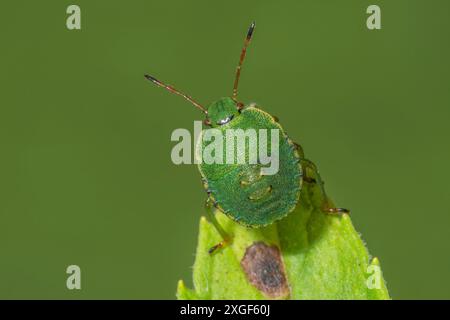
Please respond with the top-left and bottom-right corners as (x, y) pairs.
(241, 241), (290, 299)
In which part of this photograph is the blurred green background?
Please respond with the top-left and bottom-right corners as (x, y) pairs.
(1, 0), (449, 299)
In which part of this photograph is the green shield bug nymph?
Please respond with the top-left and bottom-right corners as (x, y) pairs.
(145, 22), (349, 253)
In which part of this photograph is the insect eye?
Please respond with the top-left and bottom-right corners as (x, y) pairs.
(216, 115), (234, 125)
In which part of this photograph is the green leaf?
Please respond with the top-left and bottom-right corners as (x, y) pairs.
(177, 179), (390, 300)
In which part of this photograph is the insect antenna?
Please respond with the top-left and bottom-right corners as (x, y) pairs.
(232, 21), (256, 103)
(144, 74), (207, 114)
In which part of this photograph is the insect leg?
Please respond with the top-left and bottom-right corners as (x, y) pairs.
(205, 197), (232, 254)
(300, 158), (350, 215)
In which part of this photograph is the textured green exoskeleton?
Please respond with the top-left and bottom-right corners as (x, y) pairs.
(197, 97), (303, 227)
(145, 22), (348, 252)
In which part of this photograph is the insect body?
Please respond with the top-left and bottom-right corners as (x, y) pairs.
(145, 22), (348, 252)
(197, 97), (303, 227)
